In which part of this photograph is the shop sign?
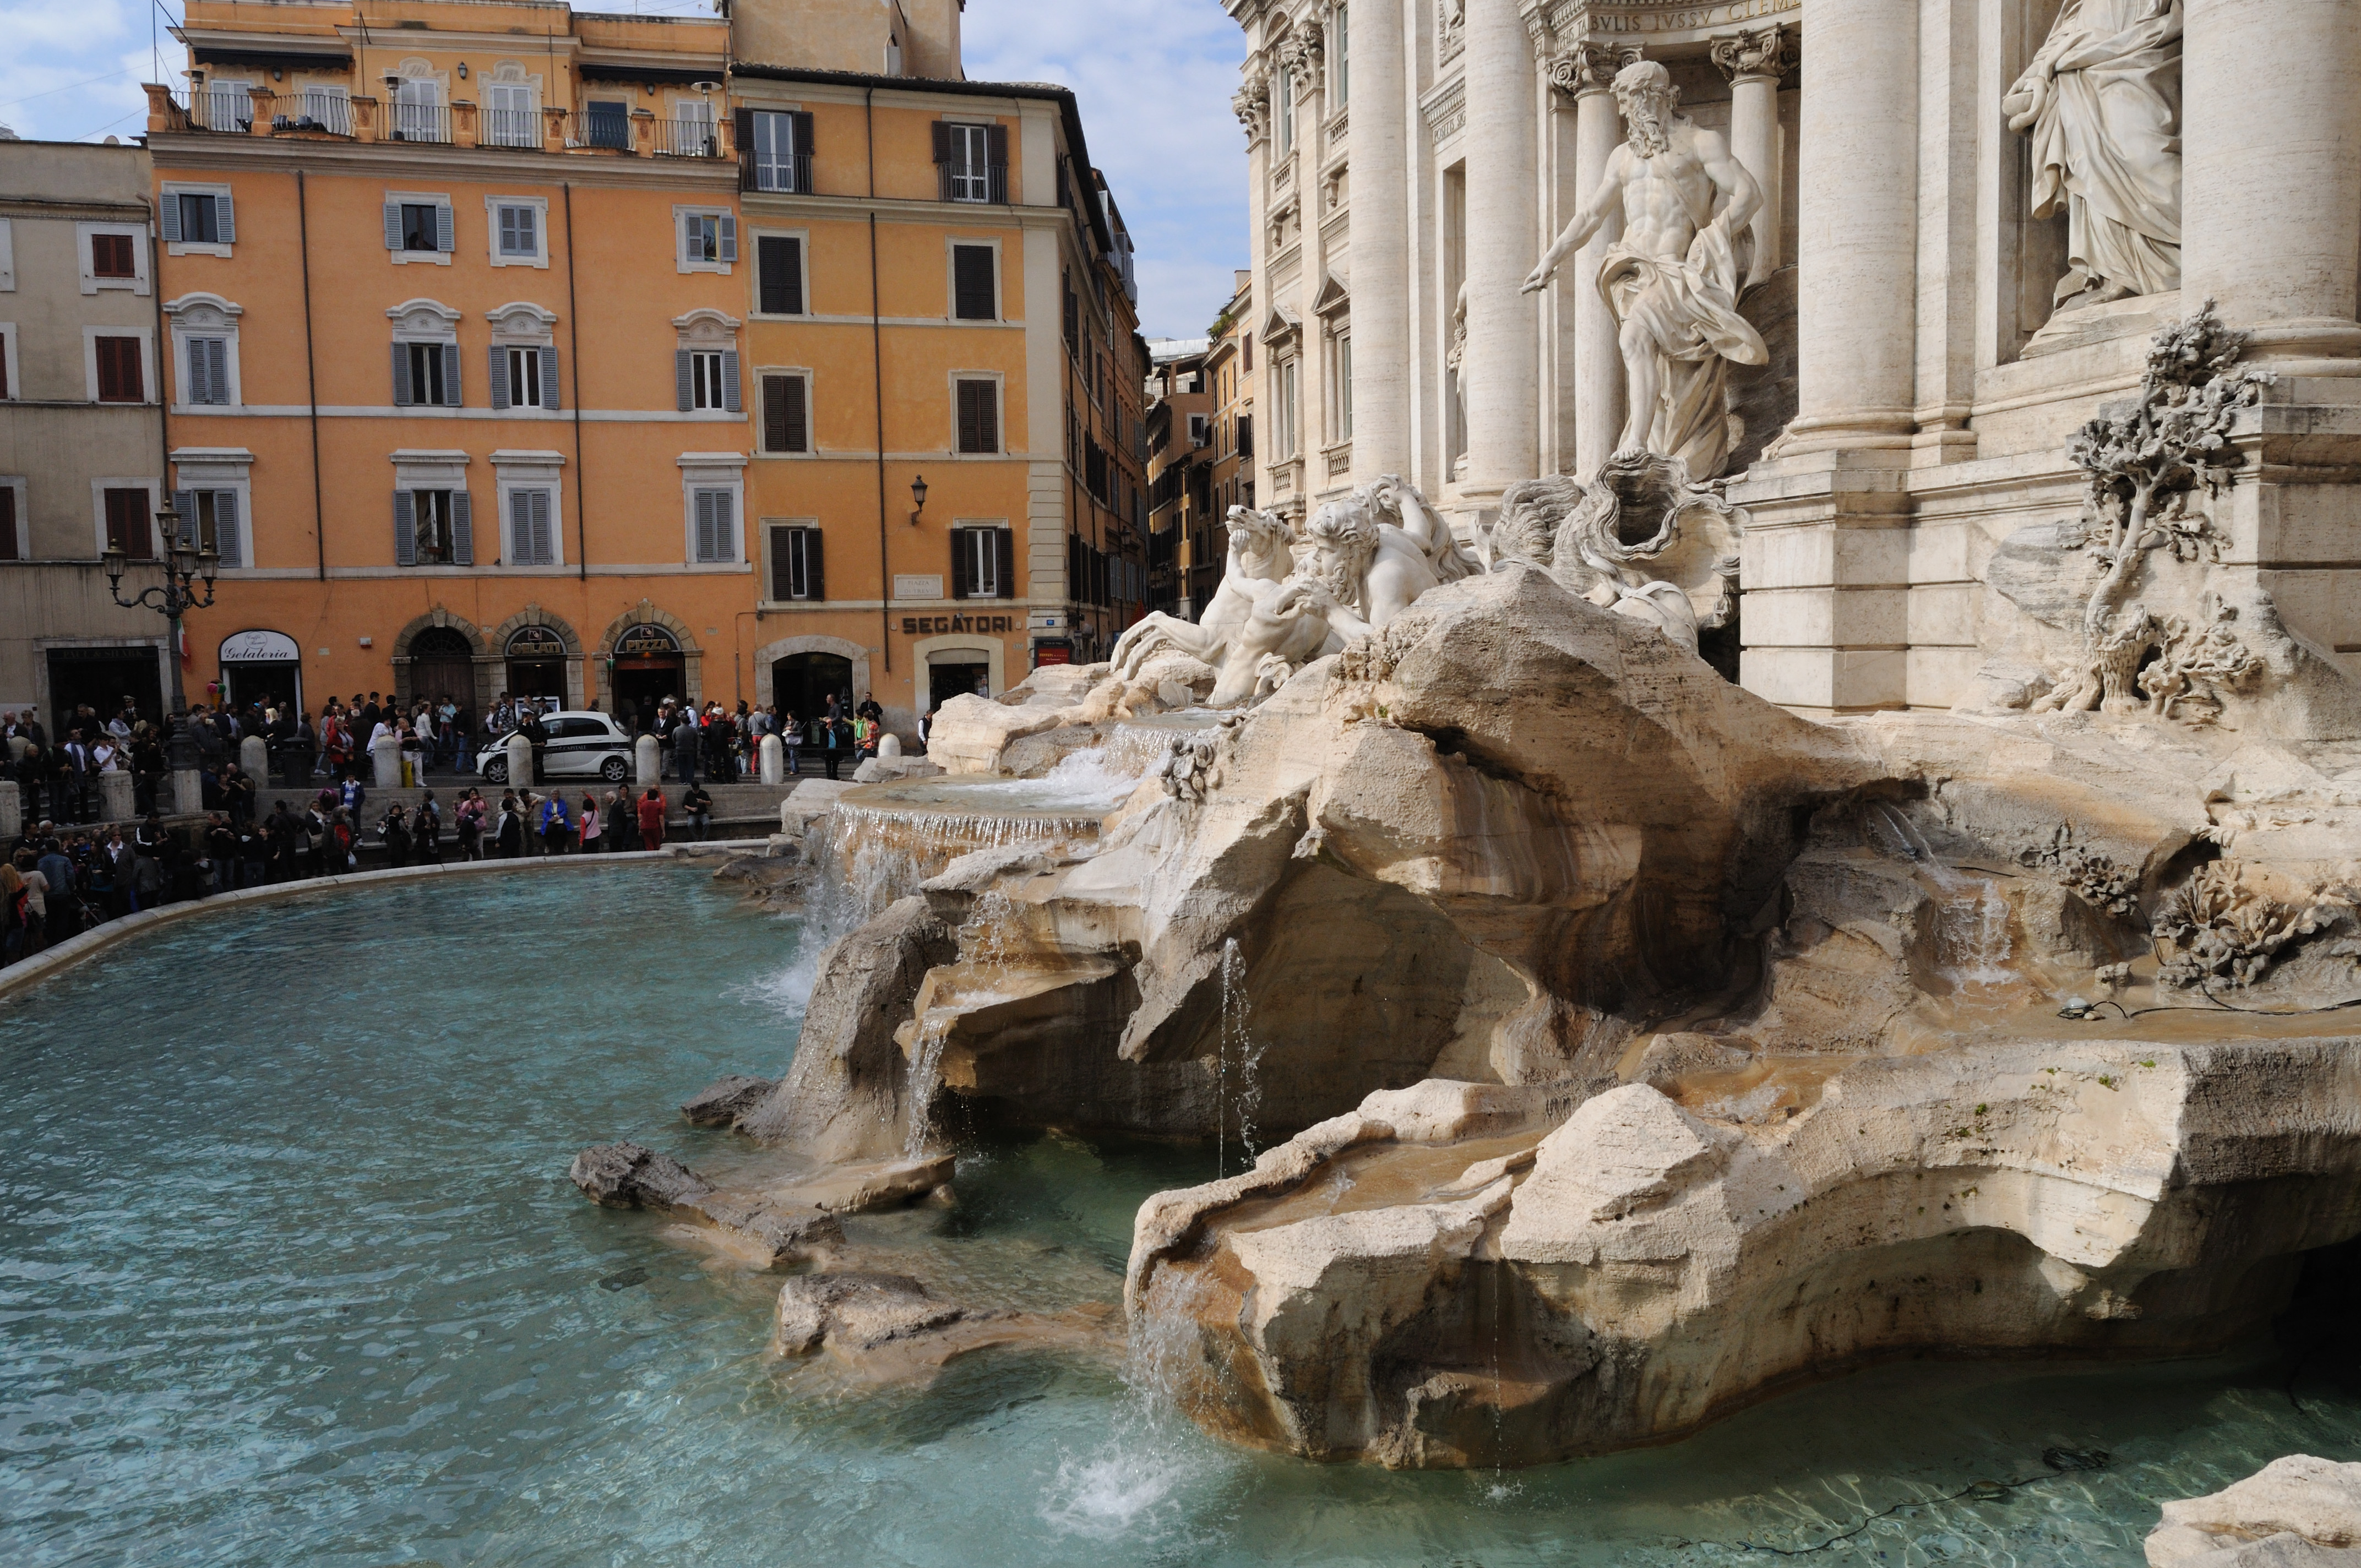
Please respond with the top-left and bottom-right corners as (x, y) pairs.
(506, 626), (567, 659)
(902, 614), (1017, 636)
(219, 629), (301, 663)
(614, 624), (681, 657)
(1033, 639), (1073, 667)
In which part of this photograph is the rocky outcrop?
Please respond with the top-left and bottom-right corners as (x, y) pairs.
(679, 1075), (775, 1126)
(774, 1270), (1120, 1379)
(567, 1141), (843, 1267)
(2148, 1456), (2361, 1565)
(1129, 1035), (2361, 1467)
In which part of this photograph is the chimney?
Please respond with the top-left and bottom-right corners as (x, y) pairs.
(898, 0), (964, 79)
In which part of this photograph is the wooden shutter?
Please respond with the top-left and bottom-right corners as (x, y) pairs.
(759, 236), (803, 314)
(521, 488), (550, 564)
(488, 345), (510, 409)
(451, 488), (474, 565)
(768, 525), (793, 600)
(994, 526), (1015, 599)
(953, 246), (994, 320)
(394, 491), (417, 566)
(956, 380), (982, 453)
(204, 338), (228, 404)
(674, 349), (693, 412)
(761, 375), (789, 452)
(722, 351), (742, 412)
(790, 110), (814, 190)
(932, 121), (954, 201)
(0, 486), (17, 562)
(782, 375), (807, 452)
(213, 488), (241, 565)
(160, 193), (182, 243)
(216, 190), (236, 244)
(540, 346), (560, 411)
(975, 381), (999, 451)
(391, 341), (412, 406)
(717, 214), (737, 263)
(435, 203), (454, 252)
(804, 527), (824, 600)
(441, 343), (461, 407)
(183, 340), (208, 405)
(735, 107), (756, 190)
(986, 125), (1009, 203)
(694, 490), (716, 562)
(383, 201), (402, 250)
(950, 526), (972, 600)
(171, 489), (197, 548)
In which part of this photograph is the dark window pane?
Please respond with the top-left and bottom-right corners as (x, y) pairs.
(105, 488), (151, 558)
(91, 233), (135, 277)
(401, 203), (439, 252)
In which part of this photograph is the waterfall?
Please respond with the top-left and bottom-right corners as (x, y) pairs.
(1868, 805), (2017, 1001)
(1215, 938), (1266, 1178)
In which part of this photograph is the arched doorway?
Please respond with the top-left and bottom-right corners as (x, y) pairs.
(610, 622), (685, 733)
(504, 624), (568, 710)
(772, 651), (853, 732)
(407, 626), (475, 712)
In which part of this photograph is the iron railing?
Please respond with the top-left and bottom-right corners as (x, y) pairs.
(390, 100), (450, 144)
(482, 105), (541, 149)
(655, 116), (721, 157)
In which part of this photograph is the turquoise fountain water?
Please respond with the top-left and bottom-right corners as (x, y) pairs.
(4, 865), (2359, 1565)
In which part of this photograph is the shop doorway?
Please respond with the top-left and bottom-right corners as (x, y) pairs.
(928, 657), (989, 712)
(219, 628), (304, 717)
(406, 627), (475, 714)
(610, 623), (686, 732)
(504, 625), (568, 711)
(46, 646), (163, 732)
(772, 652), (852, 731)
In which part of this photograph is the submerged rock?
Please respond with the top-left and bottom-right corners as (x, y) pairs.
(774, 1271), (966, 1356)
(2148, 1456), (2361, 1565)
(679, 1075), (776, 1127)
(566, 1141), (842, 1267)
(569, 1140), (714, 1210)
(773, 1269), (1122, 1380)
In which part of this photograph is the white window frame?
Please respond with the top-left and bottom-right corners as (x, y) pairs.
(949, 369), (1007, 455)
(674, 205), (736, 276)
(750, 228), (810, 317)
(1330, 328), (1352, 441)
(482, 71), (542, 150)
(165, 293), (244, 410)
(167, 447), (256, 569)
(945, 237), (1003, 323)
(90, 477), (162, 559)
(955, 523), (1003, 598)
(678, 453), (748, 570)
(492, 450), (566, 570)
(1277, 355), (1301, 460)
(78, 222), (149, 296)
(942, 121), (993, 204)
(0, 476), (28, 561)
(84, 326), (156, 405)
(485, 195), (550, 268)
(486, 302), (559, 413)
(689, 350), (728, 411)
(162, 182), (236, 258)
(756, 366), (816, 457)
(750, 111), (804, 194)
(0, 220), (14, 292)
(388, 298), (463, 410)
(763, 518), (824, 602)
(0, 323), (18, 400)
(390, 449), (471, 569)
(388, 190), (455, 268)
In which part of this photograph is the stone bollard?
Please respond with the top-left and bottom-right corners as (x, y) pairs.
(280, 736), (315, 790)
(505, 733), (533, 789)
(635, 732), (660, 786)
(759, 733), (785, 785)
(240, 734), (269, 781)
(100, 770), (134, 823)
(172, 767), (204, 816)
(371, 734), (401, 790)
(0, 783), (18, 841)
(878, 732), (903, 760)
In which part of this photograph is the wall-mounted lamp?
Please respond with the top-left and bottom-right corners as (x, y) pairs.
(457, 61), (469, 80)
(271, 67), (283, 81)
(909, 473), (929, 527)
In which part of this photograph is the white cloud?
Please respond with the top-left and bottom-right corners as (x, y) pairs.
(0, 0), (157, 143)
(962, 0), (1248, 340)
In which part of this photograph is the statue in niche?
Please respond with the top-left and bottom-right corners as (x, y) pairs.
(2003, 0), (2183, 314)
(1521, 59), (1767, 481)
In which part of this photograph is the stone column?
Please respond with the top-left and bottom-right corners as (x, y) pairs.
(239, 734), (269, 781)
(1565, 47), (1627, 477)
(1347, 0), (1411, 483)
(504, 734), (532, 791)
(635, 733), (660, 786)
(172, 766), (204, 817)
(1710, 26), (1785, 288)
(1459, 0), (1541, 498)
(1, 781), (19, 841)
(758, 734), (785, 786)
(371, 733), (401, 791)
(100, 770), (134, 823)
(1779, 0), (1918, 456)
(2183, 0), (2361, 375)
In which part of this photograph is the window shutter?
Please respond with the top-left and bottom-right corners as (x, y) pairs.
(790, 111), (815, 189)
(806, 528), (824, 601)
(995, 526), (1015, 599)
(933, 121), (954, 201)
(954, 246), (994, 320)
(977, 382), (999, 452)
(450, 487), (474, 565)
(392, 341), (412, 406)
(436, 203), (455, 253)
(205, 338), (228, 405)
(213, 488), (242, 566)
(216, 190), (236, 244)
(488, 345), (510, 410)
(768, 525), (792, 600)
(950, 528), (973, 600)
(722, 350), (741, 412)
(717, 214), (738, 263)
(394, 491), (417, 566)
(383, 201), (402, 250)
(529, 489), (552, 563)
(182, 341), (207, 405)
(694, 489), (716, 562)
(762, 375), (790, 452)
(160, 194), (182, 244)
(784, 374), (808, 453)
(956, 380), (980, 453)
(441, 342), (461, 406)
(986, 125), (1009, 203)
(716, 491), (735, 560)
(674, 349), (693, 412)
(540, 346), (560, 410)
(510, 489), (531, 561)
(759, 236), (803, 315)
(734, 107), (756, 191)
(171, 490), (197, 549)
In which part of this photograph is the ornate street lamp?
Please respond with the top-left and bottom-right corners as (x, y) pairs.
(909, 472), (928, 527)
(106, 499), (218, 772)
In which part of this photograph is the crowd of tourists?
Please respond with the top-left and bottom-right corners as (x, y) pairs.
(643, 691), (886, 784)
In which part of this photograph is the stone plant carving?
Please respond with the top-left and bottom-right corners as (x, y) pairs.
(2004, 0), (2183, 313)
(1157, 714), (1246, 805)
(2150, 859), (2349, 989)
(1231, 68), (1269, 142)
(2017, 824), (2140, 919)
(2032, 302), (2272, 716)
(1492, 449), (1742, 656)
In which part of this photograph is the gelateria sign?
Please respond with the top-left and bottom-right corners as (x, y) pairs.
(901, 614), (1018, 636)
(1553, 0), (1795, 36)
(505, 626), (567, 659)
(219, 629), (301, 663)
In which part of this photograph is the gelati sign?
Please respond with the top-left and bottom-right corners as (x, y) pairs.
(219, 629), (300, 663)
(506, 626), (567, 659)
(900, 614), (1016, 636)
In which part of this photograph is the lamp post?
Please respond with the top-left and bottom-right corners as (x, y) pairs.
(105, 499), (217, 777)
(909, 472), (928, 527)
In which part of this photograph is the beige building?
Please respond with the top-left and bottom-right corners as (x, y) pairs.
(0, 140), (178, 728)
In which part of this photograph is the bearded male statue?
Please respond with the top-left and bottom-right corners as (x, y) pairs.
(1522, 58), (1767, 481)
(2002, 0), (2182, 314)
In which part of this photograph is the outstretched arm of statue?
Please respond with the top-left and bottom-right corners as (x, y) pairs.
(1522, 160), (1621, 293)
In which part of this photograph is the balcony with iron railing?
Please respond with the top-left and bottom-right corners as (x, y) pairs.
(481, 105), (542, 150)
(652, 116), (721, 158)
(146, 83), (733, 162)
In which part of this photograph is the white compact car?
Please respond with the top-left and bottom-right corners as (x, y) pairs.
(477, 710), (635, 784)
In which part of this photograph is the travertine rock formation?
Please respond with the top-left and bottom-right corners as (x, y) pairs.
(2148, 1456), (2361, 1566)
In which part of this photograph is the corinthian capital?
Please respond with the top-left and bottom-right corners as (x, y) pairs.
(1547, 42), (1639, 99)
(1233, 67), (1270, 141)
(1709, 24), (1786, 83)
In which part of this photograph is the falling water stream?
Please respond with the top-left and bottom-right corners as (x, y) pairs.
(6, 867), (2360, 1565)
(1870, 804), (2019, 1000)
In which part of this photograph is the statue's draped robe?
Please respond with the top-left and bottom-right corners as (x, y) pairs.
(1596, 212), (1766, 481)
(2004, 0), (2183, 303)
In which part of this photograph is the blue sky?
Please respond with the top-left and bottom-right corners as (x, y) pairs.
(0, 0), (1249, 339)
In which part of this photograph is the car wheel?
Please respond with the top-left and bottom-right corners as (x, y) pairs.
(600, 756), (628, 782)
(485, 757), (508, 785)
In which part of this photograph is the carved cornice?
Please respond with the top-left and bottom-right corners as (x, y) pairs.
(1233, 66), (1270, 143)
(1277, 17), (1325, 81)
(1709, 23), (1786, 83)
(1535, 0), (1799, 48)
(1546, 41), (1641, 99)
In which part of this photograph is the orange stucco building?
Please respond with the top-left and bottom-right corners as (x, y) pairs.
(143, 0), (1144, 733)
